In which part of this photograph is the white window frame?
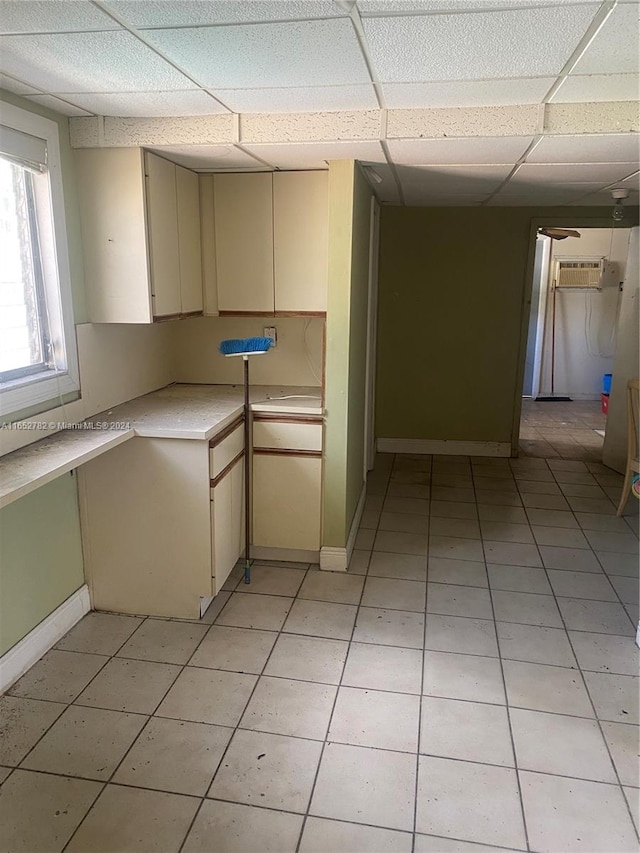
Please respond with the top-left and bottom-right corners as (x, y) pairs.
(0, 101), (79, 418)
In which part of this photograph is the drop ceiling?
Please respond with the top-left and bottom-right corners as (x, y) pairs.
(0, 0), (638, 207)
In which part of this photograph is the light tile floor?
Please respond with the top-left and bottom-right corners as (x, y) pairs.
(520, 400), (607, 461)
(1, 453), (639, 853)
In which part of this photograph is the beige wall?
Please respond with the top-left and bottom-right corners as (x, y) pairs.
(323, 161), (373, 548)
(172, 316), (323, 387)
(376, 206), (639, 449)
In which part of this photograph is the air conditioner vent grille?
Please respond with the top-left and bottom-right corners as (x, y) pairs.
(556, 259), (603, 289)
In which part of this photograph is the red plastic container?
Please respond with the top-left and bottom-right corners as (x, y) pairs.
(601, 393), (609, 415)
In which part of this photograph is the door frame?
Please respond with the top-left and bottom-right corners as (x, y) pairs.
(364, 196), (381, 475)
(511, 215), (622, 456)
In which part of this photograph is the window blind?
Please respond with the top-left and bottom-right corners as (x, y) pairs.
(0, 124), (47, 172)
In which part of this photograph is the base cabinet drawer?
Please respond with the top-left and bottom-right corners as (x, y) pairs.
(211, 455), (244, 593)
(252, 453), (321, 551)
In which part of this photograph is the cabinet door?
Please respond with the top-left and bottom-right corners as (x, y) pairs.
(75, 148), (152, 323)
(212, 455), (245, 593)
(273, 171), (328, 313)
(176, 164), (203, 314)
(253, 453), (321, 550)
(214, 173), (274, 312)
(145, 153), (181, 318)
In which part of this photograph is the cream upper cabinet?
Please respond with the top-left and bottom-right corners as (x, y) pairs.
(176, 164), (203, 314)
(214, 173), (275, 313)
(204, 171), (328, 316)
(145, 152), (181, 318)
(273, 171), (328, 313)
(75, 147), (203, 323)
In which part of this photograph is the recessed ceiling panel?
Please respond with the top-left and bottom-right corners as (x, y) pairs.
(0, 31), (194, 93)
(403, 190), (491, 207)
(388, 136), (533, 165)
(55, 90), (227, 117)
(24, 94), (93, 116)
(495, 181), (605, 198)
(362, 6), (599, 82)
(511, 163), (638, 185)
(551, 73), (640, 103)
(527, 134), (640, 164)
(0, 1), (120, 34)
(571, 3), (640, 75)
(242, 140), (386, 169)
(107, 1), (344, 27)
(383, 78), (554, 109)
(617, 171), (640, 191)
(214, 84), (378, 113)
(141, 19), (370, 89)
(147, 144), (261, 170)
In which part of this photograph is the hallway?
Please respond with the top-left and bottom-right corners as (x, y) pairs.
(1, 452), (638, 852)
(519, 400), (607, 462)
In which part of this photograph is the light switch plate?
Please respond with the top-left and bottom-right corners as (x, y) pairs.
(263, 326), (277, 347)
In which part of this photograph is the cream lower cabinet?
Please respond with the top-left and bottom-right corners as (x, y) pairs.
(252, 416), (323, 554)
(79, 419), (245, 619)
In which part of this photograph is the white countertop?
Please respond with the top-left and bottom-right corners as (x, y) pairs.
(0, 384), (322, 509)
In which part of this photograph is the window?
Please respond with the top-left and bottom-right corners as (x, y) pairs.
(0, 102), (79, 420)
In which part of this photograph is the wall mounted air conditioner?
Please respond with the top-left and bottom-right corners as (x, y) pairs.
(554, 257), (618, 290)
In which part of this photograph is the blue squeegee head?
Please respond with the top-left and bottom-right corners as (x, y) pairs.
(218, 337), (273, 355)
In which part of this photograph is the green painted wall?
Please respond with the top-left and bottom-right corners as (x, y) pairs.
(376, 205), (639, 448)
(0, 474), (85, 654)
(0, 91), (87, 655)
(323, 161), (373, 548)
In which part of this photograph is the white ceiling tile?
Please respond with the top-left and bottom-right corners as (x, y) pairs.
(571, 4), (640, 75)
(358, 0), (594, 13)
(242, 110), (380, 143)
(388, 136), (533, 165)
(147, 144), (261, 170)
(511, 163), (639, 185)
(404, 190), (491, 207)
(0, 72), (40, 94)
(0, 31), (193, 93)
(214, 84), (378, 113)
(141, 19), (370, 89)
(55, 90), (227, 117)
(362, 6), (599, 82)
(0, 1), (119, 34)
(617, 171), (640, 191)
(24, 93), (93, 116)
(551, 73), (640, 103)
(399, 163), (512, 191)
(106, 1), (344, 27)
(571, 188), (639, 206)
(242, 140), (386, 169)
(527, 134), (640, 164)
(496, 181), (605, 197)
(383, 78), (554, 109)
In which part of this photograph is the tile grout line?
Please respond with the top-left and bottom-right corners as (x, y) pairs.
(296, 454), (398, 851)
(412, 452), (433, 852)
(475, 459), (533, 853)
(523, 477), (640, 845)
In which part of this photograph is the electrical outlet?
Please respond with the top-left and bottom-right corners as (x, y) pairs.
(263, 326), (277, 348)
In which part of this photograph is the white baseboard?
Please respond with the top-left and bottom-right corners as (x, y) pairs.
(320, 546), (348, 572)
(0, 585), (91, 694)
(377, 438), (511, 457)
(320, 481), (367, 573)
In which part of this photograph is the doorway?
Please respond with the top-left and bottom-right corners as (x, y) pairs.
(519, 225), (632, 460)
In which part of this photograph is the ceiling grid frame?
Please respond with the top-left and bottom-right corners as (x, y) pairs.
(0, 0), (636, 206)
